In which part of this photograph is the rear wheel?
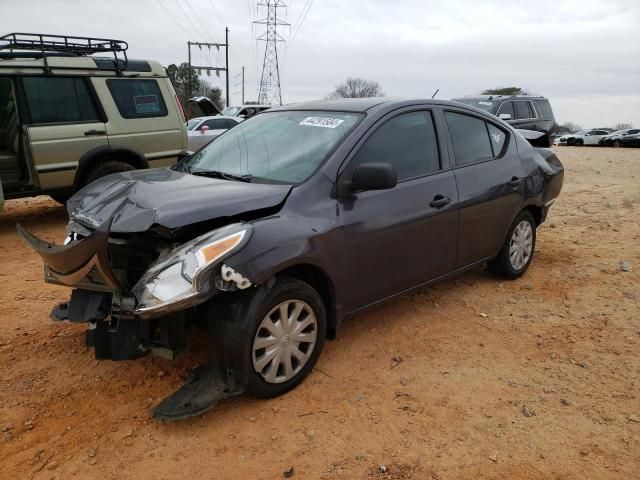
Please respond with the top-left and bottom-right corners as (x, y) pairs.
(83, 160), (135, 186)
(488, 210), (536, 279)
(613, 140), (621, 148)
(575, 139), (584, 146)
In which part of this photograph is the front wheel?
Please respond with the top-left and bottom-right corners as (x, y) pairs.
(488, 210), (537, 279)
(246, 276), (327, 398)
(613, 140), (621, 148)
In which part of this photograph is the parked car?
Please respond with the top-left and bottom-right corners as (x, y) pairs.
(0, 33), (188, 208)
(222, 104), (272, 120)
(186, 115), (240, 151)
(571, 129), (610, 146)
(451, 95), (556, 147)
(19, 98), (563, 420)
(599, 128), (640, 147)
(620, 131), (640, 148)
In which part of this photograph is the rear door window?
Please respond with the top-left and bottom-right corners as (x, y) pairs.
(106, 79), (168, 119)
(513, 101), (534, 120)
(351, 111), (440, 181)
(487, 123), (508, 156)
(444, 111), (494, 165)
(23, 76), (100, 124)
(497, 101), (514, 118)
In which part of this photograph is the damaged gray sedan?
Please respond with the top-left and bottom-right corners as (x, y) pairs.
(19, 98), (563, 420)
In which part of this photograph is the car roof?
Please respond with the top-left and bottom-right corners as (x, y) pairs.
(267, 97), (474, 114)
(453, 95), (548, 101)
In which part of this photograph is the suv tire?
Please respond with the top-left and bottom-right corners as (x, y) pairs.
(244, 276), (327, 399)
(83, 160), (135, 186)
(575, 139), (584, 146)
(488, 210), (537, 279)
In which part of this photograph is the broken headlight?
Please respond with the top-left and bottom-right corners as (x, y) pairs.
(132, 223), (252, 317)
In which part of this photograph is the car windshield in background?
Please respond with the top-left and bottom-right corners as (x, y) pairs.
(222, 106), (241, 116)
(186, 119), (201, 130)
(186, 111), (362, 184)
(454, 99), (496, 113)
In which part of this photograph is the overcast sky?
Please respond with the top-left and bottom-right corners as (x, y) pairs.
(3, 0), (640, 127)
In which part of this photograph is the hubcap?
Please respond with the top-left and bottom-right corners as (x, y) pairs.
(509, 220), (533, 270)
(252, 300), (317, 384)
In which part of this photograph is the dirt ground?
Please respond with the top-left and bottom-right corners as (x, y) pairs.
(0, 147), (638, 480)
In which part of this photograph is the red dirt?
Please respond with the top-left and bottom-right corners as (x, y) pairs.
(0, 147), (638, 479)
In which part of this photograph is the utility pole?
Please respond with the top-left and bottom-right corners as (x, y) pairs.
(186, 27), (230, 105)
(241, 66), (245, 105)
(253, 1), (289, 106)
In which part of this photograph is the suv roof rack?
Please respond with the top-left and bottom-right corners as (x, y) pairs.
(0, 32), (128, 73)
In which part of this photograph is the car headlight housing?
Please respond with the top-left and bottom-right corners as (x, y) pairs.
(132, 223), (252, 317)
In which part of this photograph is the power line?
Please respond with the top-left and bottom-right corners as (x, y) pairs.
(154, 0), (191, 37)
(185, 0), (217, 42)
(289, 0), (313, 47)
(172, 0), (209, 41)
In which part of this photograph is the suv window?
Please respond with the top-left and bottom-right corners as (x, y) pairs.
(497, 101), (514, 118)
(351, 111), (440, 181)
(487, 123), (508, 156)
(106, 79), (167, 119)
(626, 129), (640, 135)
(534, 100), (553, 119)
(444, 111), (494, 165)
(23, 77), (99, 124)
(513, 101), (534, 120)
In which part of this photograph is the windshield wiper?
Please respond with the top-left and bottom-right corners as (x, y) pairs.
(190, 169), (253, 183)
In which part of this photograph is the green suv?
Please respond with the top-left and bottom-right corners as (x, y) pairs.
(0, 33), (188, 208)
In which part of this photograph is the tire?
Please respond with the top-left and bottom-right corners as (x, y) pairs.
(613, 140), (621, 148)
(83, 160), (135, 186)
(488, 210), (537, 279)
(244, 276), (327, 399)
(575, 139), (584, 146)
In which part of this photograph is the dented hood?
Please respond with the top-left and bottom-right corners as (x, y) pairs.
(66, 168), (292, 233)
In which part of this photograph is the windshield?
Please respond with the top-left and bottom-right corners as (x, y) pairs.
(222, 106), (241, 116)
(186, 119), (202, 131)
(454, 99), (496, 113)
(186, 111), (362, 184)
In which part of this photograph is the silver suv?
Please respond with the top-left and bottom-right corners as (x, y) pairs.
(0, 33), (187, 207)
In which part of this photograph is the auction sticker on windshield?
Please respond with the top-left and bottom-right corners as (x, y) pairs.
(299, 117), (345, 128)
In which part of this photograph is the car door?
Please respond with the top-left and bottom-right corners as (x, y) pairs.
(442, 109), (525, 267)
(21, 76), (109, 191)
(338, 109), (459, 309)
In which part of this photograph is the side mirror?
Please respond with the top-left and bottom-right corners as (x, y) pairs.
(338, 162), (397, 197)
(499, 113), (512, 121)
(200, 125), (210, 134)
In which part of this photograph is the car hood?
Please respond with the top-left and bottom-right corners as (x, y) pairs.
(66, 168), (292, 233)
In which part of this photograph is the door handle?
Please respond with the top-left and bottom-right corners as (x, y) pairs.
(84, 129), (106, 136)
(430, 195), (450, 209)
(508, 176), (522, 186)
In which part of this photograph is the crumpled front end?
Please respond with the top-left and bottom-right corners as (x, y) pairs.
(17, 217), (253, 362)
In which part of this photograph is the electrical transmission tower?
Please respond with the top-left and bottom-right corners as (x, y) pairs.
(253, 1), (289, 105)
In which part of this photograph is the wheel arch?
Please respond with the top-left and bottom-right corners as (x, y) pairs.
(272, 263), (338, 340)
(74, 145), (148, 187)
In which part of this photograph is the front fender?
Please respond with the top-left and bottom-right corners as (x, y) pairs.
(225, 214), (341, 286)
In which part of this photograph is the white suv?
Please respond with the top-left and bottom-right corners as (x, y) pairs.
(572, 129), (610, 146)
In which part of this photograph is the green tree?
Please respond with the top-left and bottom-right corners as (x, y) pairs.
(167, 62), (201, 106)
(481, 86), (529, 96)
